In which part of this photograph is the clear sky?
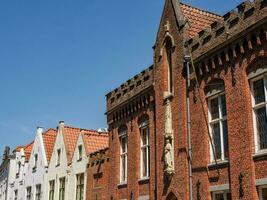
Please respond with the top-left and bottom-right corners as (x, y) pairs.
(0, 0), (243, 155)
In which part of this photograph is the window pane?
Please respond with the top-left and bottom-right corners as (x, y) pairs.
(262, 188), (267, 200)
(223, 121), (229, 158)
(221, 95), (227, 117)
(253, 79), (265, 104)
(210, 98), (219, 120)
(121, 137), (126, 153)
(121, 155), (126, 181)
(226, 193), (232, 200)
(255, 107), (267, 149)
(142, 148), (147, 177)
(215, 193), (224, 200)
(212, 123), (221, 160)
(142, 131), (147, 145)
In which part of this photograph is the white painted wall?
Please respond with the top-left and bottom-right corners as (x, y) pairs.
(46, 128), (69, 200)
(24, 127), (48, 200)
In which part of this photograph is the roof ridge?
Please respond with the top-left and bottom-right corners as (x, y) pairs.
(84, 132), (109, 137)
(180, 2), (222, 18)
(64, 125), (101, 133)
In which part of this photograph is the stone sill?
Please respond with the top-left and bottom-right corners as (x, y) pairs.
(253, 150), (267, 161)
(138, 177), (150, 185)
(117, 182), (127, 189)
(208, 160), (229, 170)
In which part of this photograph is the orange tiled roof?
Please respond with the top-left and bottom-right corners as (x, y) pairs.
(14, 146), (24, 152)
(42, 129), (57, 163)
(180, 2), (223, 39)
(82, 131), (109, 155)
(24, 142), (34, 162)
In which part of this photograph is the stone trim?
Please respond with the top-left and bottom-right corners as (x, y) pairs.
(138, 195), (149, 200)
(210, 184), (230, 192)
(256, 178), (267, 186)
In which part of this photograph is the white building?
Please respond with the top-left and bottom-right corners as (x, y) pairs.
(0, 147), (16, 200)
(46, 121), (108, 200)
(9, 142), (33, 200)
(24, 127), (57, 200)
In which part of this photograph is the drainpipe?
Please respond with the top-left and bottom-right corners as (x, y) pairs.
(184, 55), (193, 200)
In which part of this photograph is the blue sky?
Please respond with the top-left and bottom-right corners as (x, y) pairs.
(0, 0), (243, 154)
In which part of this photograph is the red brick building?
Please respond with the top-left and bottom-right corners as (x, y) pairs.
(104, 0), (267, 199)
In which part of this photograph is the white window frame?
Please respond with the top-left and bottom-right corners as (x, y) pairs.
(208, 93), (228, 163)
(259, 185), (267, 200)
(250, 75), (267, 153)
(212, 190), (231, 200)
(140, 120), (150, 179)
(119, 129), (127, 184)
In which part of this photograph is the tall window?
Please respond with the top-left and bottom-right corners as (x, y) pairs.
(35, 184), (41, 200)
(76, 173), (84, 200)
(119, 128), (127, 183)
(57, 149), (61, 166)
(26, 187), (31, 200)
(78, 145), (83, 161)
(16, 162), (21, 176)
(212, 191), (231, 200)
(140, 119), (150, 178)
(251, 76), (267, 151)
(259, 185), (267, 200)
(49, 180), (55, 200)
(208, 93), (229, 162)
(165, 38), (173, 93)
(14, 190), (18, 200)
(59, 177), (66, 200)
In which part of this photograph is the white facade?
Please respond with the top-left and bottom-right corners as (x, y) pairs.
(24, 127), (48, 200)
(46, 123), (71, 200)
(9, 146), (31, 200)
(0, 148), (16, 200)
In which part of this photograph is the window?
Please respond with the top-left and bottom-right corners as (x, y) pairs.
(251, 76), (267, 152)
(49, 180), (55, 200)
(78, 145), (82, 161)
(16, 162), (21, 176)
(26, 187), (31, 200)
(76, 173), (84, 200)
(34, 154), (38, 168)
(140, 119), (150, 178)
(259, 185), (267, 200)
(212, 191), (231, 200)
(59, 177), (66, 200)
(14, 190), (18, 200)
(35, 184), (41, 200)
(119, 128), (127, 183)
(57, 149), (61, 166)
(208, 94), (229, 162)
(165, 38), (173, 93)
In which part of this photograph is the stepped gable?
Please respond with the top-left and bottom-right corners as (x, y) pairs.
(180, 2), (223, 39)
(42, 128), (57, 163)
(24, 142), (34, 162)
(184, 0), (267, 62)
(106, 65), (154, 113)
(82, 131), (109, 155)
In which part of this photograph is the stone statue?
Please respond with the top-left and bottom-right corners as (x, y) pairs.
(164, 138), (174, 172)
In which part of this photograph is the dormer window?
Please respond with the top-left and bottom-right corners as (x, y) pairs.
(78, 145), (82, 161)
(56, 149), (61, 166)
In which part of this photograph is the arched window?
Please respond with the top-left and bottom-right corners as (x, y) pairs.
(139, 116), (150, 179)
(119, 127), (127, 183)
(205, 79), (229, 162)
(248, 60), (267, 152)
(165, 37), (173, 93)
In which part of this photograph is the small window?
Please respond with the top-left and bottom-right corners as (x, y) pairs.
(119, 128), (127, 183)
(76, 173), (84, 200)
(14, 190), (18, 200)
(59, 177), (66, 200)
(26, 187), (32, 200)
(259, 185), (267, 200)
(208, 93), (229, 162)
(78, 145), (83, 161)
(34, 154), (38, 169)
(251, 76), (267, 152)
(57, 149), (61, 166)
(49, 180), (55, 200)
(212, 190), (231, 200)
(16, 162), (21, 176)
(140, 119), (150, 179)
(35, 184), (41, 200)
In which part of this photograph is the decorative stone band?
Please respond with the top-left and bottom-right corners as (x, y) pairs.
(210, 184), (230, 192)
(256, 178), (267, 186)
(138, 195), (150, 200)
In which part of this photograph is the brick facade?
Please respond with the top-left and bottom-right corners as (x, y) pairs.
(103, 0), (267, 199)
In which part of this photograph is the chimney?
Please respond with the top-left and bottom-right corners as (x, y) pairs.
(58, 121), (65, 133)
(36, 126), (44, 135)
